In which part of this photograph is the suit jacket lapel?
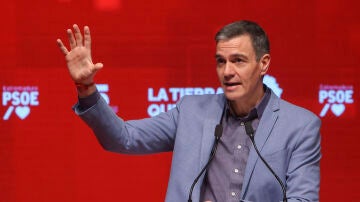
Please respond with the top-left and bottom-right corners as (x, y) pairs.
(200, 94), (226, 168)
(240, 92), (280, 198)
(189, 94), (225, 201)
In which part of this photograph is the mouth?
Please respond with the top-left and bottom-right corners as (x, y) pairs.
(224, 82), (241, 87)
(223, 82), (241, 91)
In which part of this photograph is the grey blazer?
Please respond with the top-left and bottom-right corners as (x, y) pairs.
(74, 90), (321, 202)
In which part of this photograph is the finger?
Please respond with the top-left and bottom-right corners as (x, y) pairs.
(56, 39), (69, 55)
(73, 24), (83, 47)
(93, 63), (104, 71)
(67, 28), (76, 49)
(84, 26), (91, 50)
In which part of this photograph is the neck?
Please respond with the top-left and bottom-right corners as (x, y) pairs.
(229, 86), (265, 117)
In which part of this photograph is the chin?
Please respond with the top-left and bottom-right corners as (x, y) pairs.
(223, 91), (244, 101)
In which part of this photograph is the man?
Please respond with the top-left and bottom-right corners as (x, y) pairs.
(57, 20), (321, 202)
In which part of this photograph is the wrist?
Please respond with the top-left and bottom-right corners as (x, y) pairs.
(75, 82), (95, 90)
(75, 82), (97, 98)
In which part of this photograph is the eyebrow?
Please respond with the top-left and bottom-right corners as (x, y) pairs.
(215, 53), (248, 59)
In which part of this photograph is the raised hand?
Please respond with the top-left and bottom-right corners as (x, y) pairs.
(57, 24), (103, 95)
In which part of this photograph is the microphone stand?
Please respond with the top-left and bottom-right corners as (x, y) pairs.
(187, 124), (223, 202)
(244, 121), (287, 202)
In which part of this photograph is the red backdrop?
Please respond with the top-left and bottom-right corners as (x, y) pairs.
(1, 0), (359, 201)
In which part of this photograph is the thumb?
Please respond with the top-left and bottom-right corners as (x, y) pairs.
(93, 63), (103, 71)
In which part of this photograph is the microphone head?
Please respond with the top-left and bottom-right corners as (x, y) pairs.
(214, 124), (223, 139)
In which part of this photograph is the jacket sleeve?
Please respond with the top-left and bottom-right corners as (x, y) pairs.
(73, 95), (182, 154)
(286, 116), (321, 202)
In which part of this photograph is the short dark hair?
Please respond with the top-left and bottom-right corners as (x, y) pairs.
(215, 20), (270, 61)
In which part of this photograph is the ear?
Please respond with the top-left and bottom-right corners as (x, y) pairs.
(259, 54), (271, 76)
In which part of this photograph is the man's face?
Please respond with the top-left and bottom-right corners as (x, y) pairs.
(216, 35), (270, 103)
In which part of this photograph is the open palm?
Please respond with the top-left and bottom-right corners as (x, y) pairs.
(57, 24), (103, 85)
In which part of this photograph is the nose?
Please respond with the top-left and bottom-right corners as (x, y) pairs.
(223, 62), (235, 79)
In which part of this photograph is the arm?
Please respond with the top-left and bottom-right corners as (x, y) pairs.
(74, 95), (179, 154)
(57, 24), (178, 154)
(286, 117), (321, 202)
(57, 24), (103, 97)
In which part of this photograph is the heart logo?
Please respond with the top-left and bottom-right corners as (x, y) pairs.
(331, 104), (345, 116)
(15, 106), (31, 120)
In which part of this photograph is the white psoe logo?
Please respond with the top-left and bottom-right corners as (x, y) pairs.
(319, 85), (353, 117)
(2, 86), (39, 120)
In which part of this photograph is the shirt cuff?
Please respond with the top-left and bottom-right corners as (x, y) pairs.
(78, 90), (101, 111)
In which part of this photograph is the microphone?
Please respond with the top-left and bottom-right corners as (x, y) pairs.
(244, 121), (287, 202)
(187, 124), (223, 202)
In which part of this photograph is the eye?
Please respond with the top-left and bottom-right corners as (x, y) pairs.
(233, 57), (243, 63)
(216, 58), (226, 65)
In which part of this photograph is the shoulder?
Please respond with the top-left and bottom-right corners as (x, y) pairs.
(265, 89), (320, 126)
(174, 94), (225, 121)
(275, 96), (321, 126)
